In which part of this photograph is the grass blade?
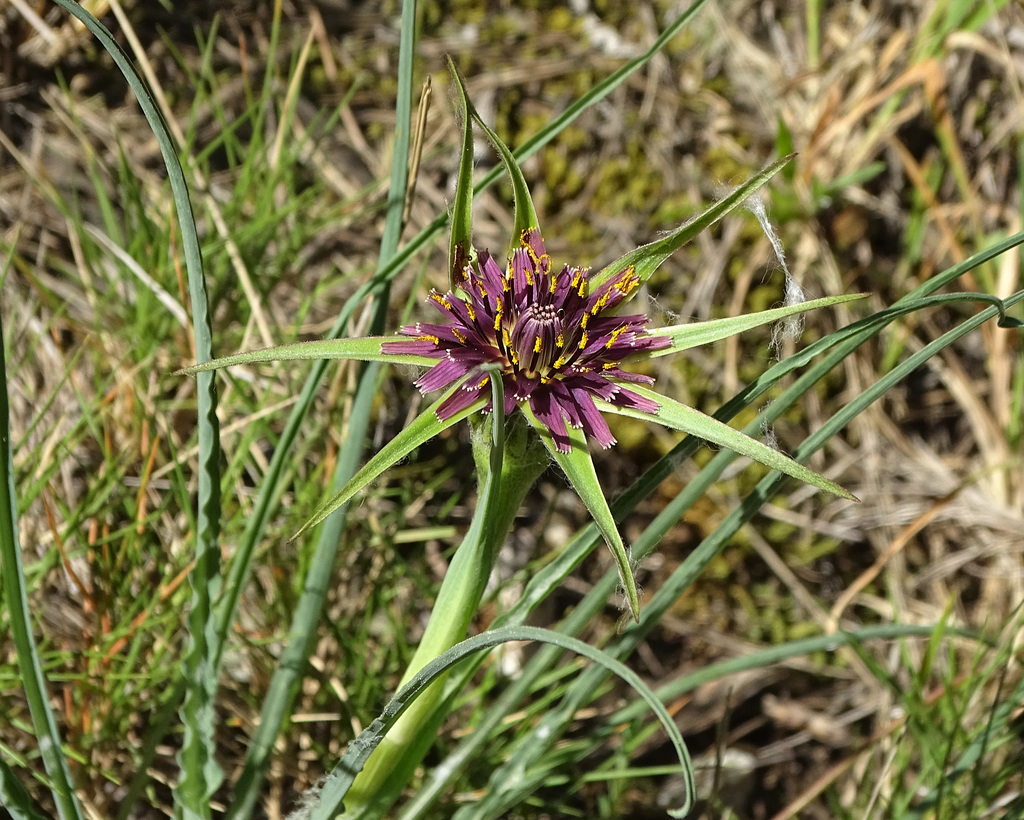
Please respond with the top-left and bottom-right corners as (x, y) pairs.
(591, 154), (793, 290)
(651, 293), (867, 355)
(46, 2), (226, 812)
(178, 337), (436, 373)
(603, 385), (856, 499)
(295, 388), (487, 539)
(22, 0), (228, 815)
(614, 623), (980, 725)
(223, 2), (418, 817)
(0, 295), (82, 819)
(0, 753), (52, 820)
(305, 626), (693, 820)
(522, 405), (641, 621)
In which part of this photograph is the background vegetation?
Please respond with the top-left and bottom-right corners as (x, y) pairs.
(1, 0), (1022, 818)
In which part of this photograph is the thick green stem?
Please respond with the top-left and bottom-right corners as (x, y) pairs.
(340, 413), (546, 819)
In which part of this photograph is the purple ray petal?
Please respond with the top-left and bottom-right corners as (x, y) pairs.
(568, 385), (615, 448)
(417, 356), (474, 393)
(437, 378), (487, 419)
(609, 385), (660, 414)
(529, 389), (571, 453)
(382, 338), (447, 357)
(522, 227), (547, 264)
(566, 370), (620, 402)
(547, 382), (583, 429)
(603, 368), (656, 386)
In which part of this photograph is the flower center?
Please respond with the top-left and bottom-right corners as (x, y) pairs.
(509, 302), (563, 378)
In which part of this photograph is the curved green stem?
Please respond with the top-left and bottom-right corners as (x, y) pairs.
(341, 393), (547, 819)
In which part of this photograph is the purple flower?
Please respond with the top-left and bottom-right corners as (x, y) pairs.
(383, 228), (670, 453)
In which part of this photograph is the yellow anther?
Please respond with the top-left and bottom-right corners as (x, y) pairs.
(430, 292), (452, 310)
(534, 336), (542, 354)
(606, 326), (626, 348)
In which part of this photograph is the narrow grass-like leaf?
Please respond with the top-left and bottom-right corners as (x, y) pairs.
(47, 2), (226, 812)
(591, 154), (793, 291)
(223, 3), (419, 818)
(519, 623), (985, 811)
(48, 4), (226, 811)
(449, 61), (540, 257)
(650, 293), (867, 356)
(903, 639), (1024, 820)
(614, 623), (979, 725)
(397, 232), (1024, 820)
(0, 309), (82, 818)
(447, 57), (476, 289)
(440, 625), (973, 813)
(26, 1), (226, 817)
(304, 626), (693, 820)
(602, 384), (857, 500)
(521, 405), (641, 621)
(178, 337), (436, 374)
(294, 386), (487, 539)
(0, 754), (51, 820)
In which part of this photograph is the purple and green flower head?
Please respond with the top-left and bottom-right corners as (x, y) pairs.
(182, 63), (861, 620)
(384, 227), (670, 453)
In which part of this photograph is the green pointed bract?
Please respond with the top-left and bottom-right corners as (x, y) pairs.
(521, 404), (641, 622)
(294, 385), (488, 539)
(448, 63), (540, 259)
(177, 337), (437, 375)
(600, 384), (858, 501)
(590, 154), (795, 292)
(650, 293), (867, 357)
(447, 57), (476, 291)
(174, 81), (859, 629)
